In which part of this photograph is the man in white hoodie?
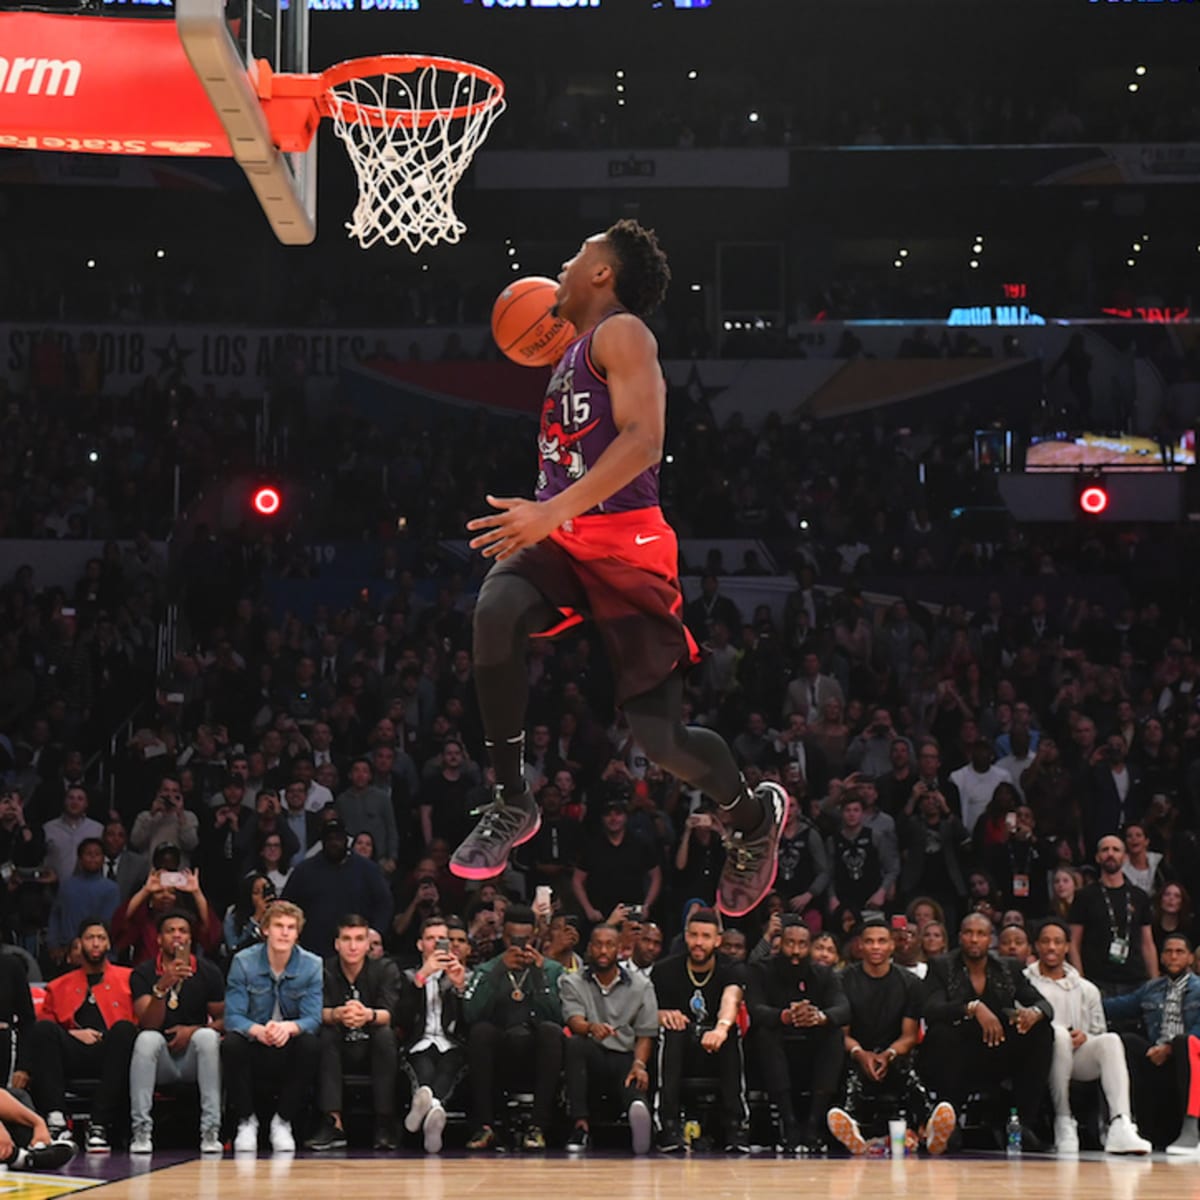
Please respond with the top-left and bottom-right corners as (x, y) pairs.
(1025, 918), (1151, 1155)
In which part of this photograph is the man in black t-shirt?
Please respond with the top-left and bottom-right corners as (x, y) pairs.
(1069, 835), (1158, 998)
(653, 908), (749, 1153)
(573, 799), (661, 925)
(745, 916), (847, 1153)
(826, 920), (955, 1156)
(129, 911), (225, 1155)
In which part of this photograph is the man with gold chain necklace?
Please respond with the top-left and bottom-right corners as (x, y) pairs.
(462, 905), (564, 1150)
(652, 907), (749, 1153)
(129, 911), (225, 1155)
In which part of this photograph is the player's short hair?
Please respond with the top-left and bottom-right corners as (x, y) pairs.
(605, 219), (671, 318)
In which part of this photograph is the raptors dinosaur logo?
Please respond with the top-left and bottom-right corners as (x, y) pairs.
(538, 395), (600, 484)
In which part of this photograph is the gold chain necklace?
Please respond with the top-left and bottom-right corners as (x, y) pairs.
(686, 959), (716, 988)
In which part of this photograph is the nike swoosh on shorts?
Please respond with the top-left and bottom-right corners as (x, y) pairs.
(634, 535), (661, 545)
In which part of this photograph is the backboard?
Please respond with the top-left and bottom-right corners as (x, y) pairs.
(176, 0), (317, 243)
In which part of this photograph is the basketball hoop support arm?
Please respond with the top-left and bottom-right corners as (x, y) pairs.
(175, 0), (317, 244)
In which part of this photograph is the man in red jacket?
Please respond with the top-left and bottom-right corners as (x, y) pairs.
(29, 919), (137, 1153)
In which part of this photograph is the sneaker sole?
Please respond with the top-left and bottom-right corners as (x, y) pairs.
(925, 1102), (957, 1156)
(28, 1143), (77, 1170)
(449, 812), (542, 881)
(1105, 1143), (1151, 1155)
(424, 1108), (447, 1155)
(629, 1102), (652, 1156)
(827, 1108), (866, 1156)
(717, 784), (785, 918)
(404, 1088), (433, 1134)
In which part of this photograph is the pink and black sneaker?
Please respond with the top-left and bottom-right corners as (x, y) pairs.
(716, 781), (787, 918)
(449, 785), (541, 881)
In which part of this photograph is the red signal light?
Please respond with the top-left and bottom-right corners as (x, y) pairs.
(252, 486), (281, 516)
(1079, 485), (1109, 516)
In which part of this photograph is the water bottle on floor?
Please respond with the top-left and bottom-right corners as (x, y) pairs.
(1006, 1108), (1022, 1157)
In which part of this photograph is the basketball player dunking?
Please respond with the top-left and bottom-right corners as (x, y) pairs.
(452, 219), (785, 918)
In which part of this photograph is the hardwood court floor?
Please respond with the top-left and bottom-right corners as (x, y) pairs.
(66, 1152), (1199, 1200)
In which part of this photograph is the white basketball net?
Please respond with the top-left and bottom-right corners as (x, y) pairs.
(326, 61), (505, 253)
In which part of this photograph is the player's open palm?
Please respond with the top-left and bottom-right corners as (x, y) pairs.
(467, 495), (560, 559)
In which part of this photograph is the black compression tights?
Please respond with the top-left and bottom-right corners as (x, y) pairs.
(472, 572), (759, 830)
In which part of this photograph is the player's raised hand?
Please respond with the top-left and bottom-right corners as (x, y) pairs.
(467, 495), (560, 560)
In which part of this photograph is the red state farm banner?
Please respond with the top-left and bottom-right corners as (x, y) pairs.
(0, 13), (233, 156)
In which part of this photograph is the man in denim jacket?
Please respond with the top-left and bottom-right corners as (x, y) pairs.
(222, 900), (322, 1153)
(1105, 933), (1200, 1153)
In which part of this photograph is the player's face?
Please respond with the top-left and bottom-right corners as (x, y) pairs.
(555, 234), (608, 321)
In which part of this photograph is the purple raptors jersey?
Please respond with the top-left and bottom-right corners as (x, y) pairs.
(535, 315), (660, 514)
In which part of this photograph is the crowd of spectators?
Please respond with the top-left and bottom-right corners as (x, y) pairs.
(4, 504), (1200, 1153)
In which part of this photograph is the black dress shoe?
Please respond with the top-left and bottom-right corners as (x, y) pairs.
(723, 1122), (751, 1154)
(304, 1118), (347, 1152)
(373, 1122), (398, 1151)
(657, 1121), (684, 1153)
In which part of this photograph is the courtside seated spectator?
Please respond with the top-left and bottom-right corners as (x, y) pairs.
(826, 918), (956, 1156)
(462, 904), (564, 1151)
(1024, 917), (1150, 1155)
(922, 913), (1054, 1150)
(560, 923), (657, 1154)
(653, 907), (749, 1154)
(1103, 933), (1200, 1152)
(398, 916), (469, 1155)
(746, 916), (847, 1153)
(129, 911), (225, 1155)
(30, 919), (137, 1153)
(223, 900), (322, 1154)
(0, 951), (36, 1099)
(307, 914), (402, 1152)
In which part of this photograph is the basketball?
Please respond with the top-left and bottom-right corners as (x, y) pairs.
(491, 276), (577, 368)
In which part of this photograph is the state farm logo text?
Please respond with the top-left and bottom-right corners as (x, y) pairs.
(0, 135), (216, 154)
(0, 56), (82, 97)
